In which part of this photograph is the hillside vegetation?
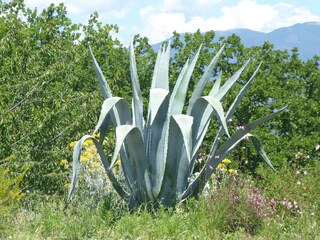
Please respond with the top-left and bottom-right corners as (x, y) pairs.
(1, 1), (319, 238)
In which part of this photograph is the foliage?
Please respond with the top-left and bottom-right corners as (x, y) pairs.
(0, 1), (128, 194)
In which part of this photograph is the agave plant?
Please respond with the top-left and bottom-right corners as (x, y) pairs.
(67, 41), (286, 209)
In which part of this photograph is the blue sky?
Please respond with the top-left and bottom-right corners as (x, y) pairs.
(20, 0), (320, 45)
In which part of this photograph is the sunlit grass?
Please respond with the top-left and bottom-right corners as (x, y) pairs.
(5, 159), (320, 240)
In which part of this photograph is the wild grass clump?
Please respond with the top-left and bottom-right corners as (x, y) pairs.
(0, 157), (27, 237)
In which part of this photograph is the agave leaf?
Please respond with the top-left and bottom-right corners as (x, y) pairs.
(250, 135), (276, 171)
(187, 45), (225, 114)
(93, 97), (132, 135)
(209, 70), (222, 96)
(112, 125), (153, 203)
(90, 47), (129, 130)
(215, 59), (250, 100)
(174, 115), (193, 198)
(191, 96), (229, 153)
(170, 45), (201, 115)
(203, 62), (261, 150)
(148, 89), (170, 124)
(206, 133), (276, 179)
(158, 114), (193, 206)
(199, 62), (262, 171)
(151, 43), (170, 90)
(168, 58), (189, 113)
(99, 115), (111, 143)
(216, 106), (287, 156)
(89, 46), (113, 99)
(130, 41), (144, 131)
(226, 63), (262, 119)
(67, 135), (128, 206)
(209, 107), (287, 176)
(146, 89), (170, 196)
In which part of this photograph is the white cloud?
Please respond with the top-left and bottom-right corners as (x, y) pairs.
(25, 0), (132, 20)
(197, 0), (222, 4)
(139, 12), (187, 43)
(138, 0), (320, 44)
(263, 3), (320, 31)
(109, 8), (131, 19)
(216, 0), (278, 31)
(139, 5), (156, 19)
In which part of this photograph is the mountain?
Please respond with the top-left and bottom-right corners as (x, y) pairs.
(154, 22), (320, 61)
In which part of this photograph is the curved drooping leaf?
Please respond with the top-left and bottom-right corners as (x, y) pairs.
(183, 106), (287, 199)
(93, 97), (132, 135)
(216, 107), (287, 160)
(250, 135), (276, 171)
(67, 135), (128, 207)
(158, 114), (193, 206)
(112, 125), (153, 204)
(190, 96), (229, 155)
(203, 62), (262, 163)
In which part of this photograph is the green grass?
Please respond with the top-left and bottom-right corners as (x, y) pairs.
(3, 160), (320, 240)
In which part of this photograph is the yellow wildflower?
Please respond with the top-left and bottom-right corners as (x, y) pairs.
(228, 169), (236, 174)
(83, 139), (94, 147)
(217, 163), (225, 169)
(60, 159), (69, 169)
(80, 155), (89, 163)
(69, 141), (77, 149)
(222, 158), (232, 164)
(64, 183), (70, 189)
(83, 150), (94, 160)
(90, 161), (100, 168)
(86, 146), (97, 155)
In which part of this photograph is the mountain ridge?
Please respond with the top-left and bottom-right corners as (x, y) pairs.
(153, 22), (320, 61)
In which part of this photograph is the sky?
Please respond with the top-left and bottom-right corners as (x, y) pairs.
(19, 0), (320, 45)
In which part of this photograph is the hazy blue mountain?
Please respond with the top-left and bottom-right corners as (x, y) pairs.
(153, 22), (320, 61)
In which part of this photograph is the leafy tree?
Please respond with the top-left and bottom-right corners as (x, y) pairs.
(0, 1), (127, 193)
